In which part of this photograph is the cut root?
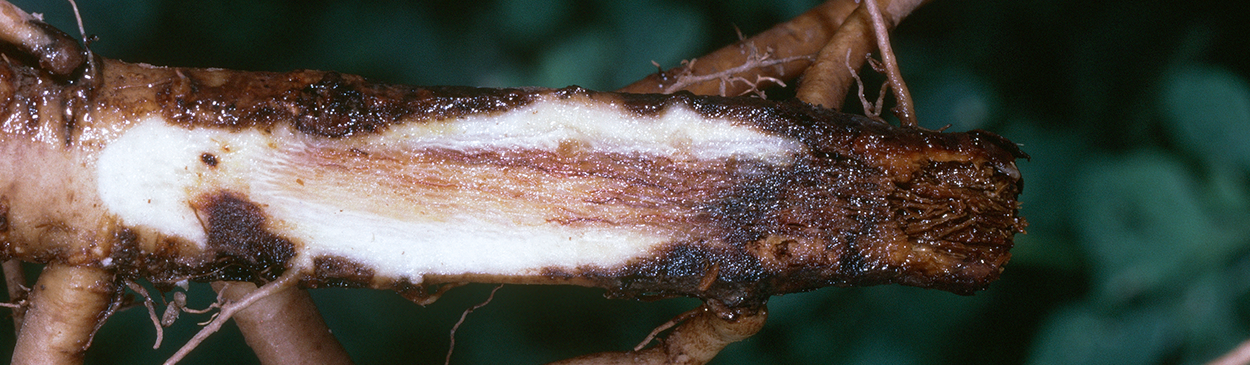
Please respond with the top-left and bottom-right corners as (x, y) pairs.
(548, 304), (768, 365)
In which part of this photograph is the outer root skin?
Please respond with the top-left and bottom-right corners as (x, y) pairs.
(213, 281), (354, 365)
(547, 305), (767, 365)
(11, 264), (118, 365)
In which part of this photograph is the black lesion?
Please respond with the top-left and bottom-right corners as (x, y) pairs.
(200, 152), (218, 167)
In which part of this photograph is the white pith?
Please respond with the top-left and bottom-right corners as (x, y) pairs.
(95, 95), (804, 281)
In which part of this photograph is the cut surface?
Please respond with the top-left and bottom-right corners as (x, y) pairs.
(96, 92), (806, 282)
(82, 63), (1025, 302)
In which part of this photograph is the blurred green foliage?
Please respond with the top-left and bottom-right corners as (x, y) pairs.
(3, 0), (1249, 364)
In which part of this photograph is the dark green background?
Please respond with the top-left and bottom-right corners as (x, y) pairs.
(4, 0), (1250, 363)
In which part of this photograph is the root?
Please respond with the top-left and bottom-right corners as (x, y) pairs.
(848, 49), (885, 121)
(2, 259), (29, 334)
(548, 304), (768, 365)
(12, 264), (119, 365)
(0, 0), (85, 75)
(618, 0), (862, 96)
(445, 285), (503, 365)
(1208, 338), (1250, 365)
(163, 269), (301, 365)
(124, 281), (166, 349)
(862, 0), (918, 127)
(653, 44), (813, 97)
(400, 281), (468, 306)
(633, 307), (703, 352)
(795, 0), (928, 116)
(213, 281), (354, 365)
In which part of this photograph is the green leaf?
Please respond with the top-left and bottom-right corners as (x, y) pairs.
(1161, 65), (1250, 167)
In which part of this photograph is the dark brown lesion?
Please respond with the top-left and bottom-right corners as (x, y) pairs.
(550, 114), (1025, 308)
(307, 255), (376, 288)
(153, 69), (537, 137)
(130, 191), (300, 285)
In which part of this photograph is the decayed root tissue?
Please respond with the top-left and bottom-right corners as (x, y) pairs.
(0, 0), (1033, 364)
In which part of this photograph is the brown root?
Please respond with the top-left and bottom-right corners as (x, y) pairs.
(11, 264), (118, 365)
(212, 281), (354, 365)
(547, 304), (767, 365)
(863, 0), (919, 127)
(124, 281), (166, 349)
(445, 285), (503, 365)
(617, 0), (860, 96)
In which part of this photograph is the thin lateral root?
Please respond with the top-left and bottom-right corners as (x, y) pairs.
(2, 260), (28, 334)
(633, 306), (704, 351)
(125, 281), (165, 349)
(445, 285), (503, 365)
(862, 0), (918, 127)
(162, 270), (300, 365)
(847, 49), (880, 120)
(658, 43), (814, 97)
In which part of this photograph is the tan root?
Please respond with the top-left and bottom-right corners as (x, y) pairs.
(618, 0), (861, 95)
(213, 281), (354, 365)
(795, 0), (928, 115)
(547, 304), (768, 365)
(650, 44), (813, 98)
(11, 264), (118, 365)
(162, 270), (301, 365)
(848, 49), (889, 121)
(124, 281), (167, 349)
(2, 260), (28, 333)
